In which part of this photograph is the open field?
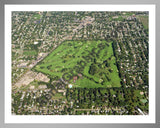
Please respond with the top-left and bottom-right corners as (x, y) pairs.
(23, 50), (37, 56)
(137, 16), (148, 30)
(34, 40), (121, 88)
(32, 14), (42, 20)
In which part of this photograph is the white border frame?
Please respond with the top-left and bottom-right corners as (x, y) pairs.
(5, 4), (156, 123)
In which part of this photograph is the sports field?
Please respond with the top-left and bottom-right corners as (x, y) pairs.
(137, 15), (148, 30)
(34, 40), (121, 88)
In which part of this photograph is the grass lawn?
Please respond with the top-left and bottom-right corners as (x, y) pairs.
(122, 12), (134, 16)
(52, 93), (66, 100)
(137, 15), (148, 30)
(32, 14), (42, 20)
(109, 16), (125, 21)
(23, 50), (37, 56)
(34, 40), (121, 88)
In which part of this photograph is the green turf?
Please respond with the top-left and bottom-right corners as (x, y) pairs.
(109, 16), (125, 21)
(32, 14), (42, 20)
(23, 50), (37, 56)
(34, 40), (121, 88)
(137, 15), (148, 30)
(140, 99), (148, 104)
(122, 12), (134, 16)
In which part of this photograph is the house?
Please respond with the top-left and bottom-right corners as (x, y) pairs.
(73, 76), (78, 83)
(78, 73), (83, 79)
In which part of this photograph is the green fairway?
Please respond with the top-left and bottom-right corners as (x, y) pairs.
(34, 40), (121, 88)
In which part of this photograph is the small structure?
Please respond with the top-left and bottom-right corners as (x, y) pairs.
(35, 73), (50, 83)
(38, 85), (47, 90)
(17, 62), (28, 68)
(29, 85), (35, 90)
(73, 76), (78, 83)
(140, 92), (144, 95)
(34, 42), (38, 45)
(68, 84), (73, 88)
(78, 73), (83, 79)
(58, 90), (66, 96)
(112, 16), (118, 19)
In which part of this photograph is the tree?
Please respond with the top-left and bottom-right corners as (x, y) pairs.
(89, 64), (97, 75)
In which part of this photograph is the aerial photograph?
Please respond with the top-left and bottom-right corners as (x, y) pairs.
(11, 11), (149, 115)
